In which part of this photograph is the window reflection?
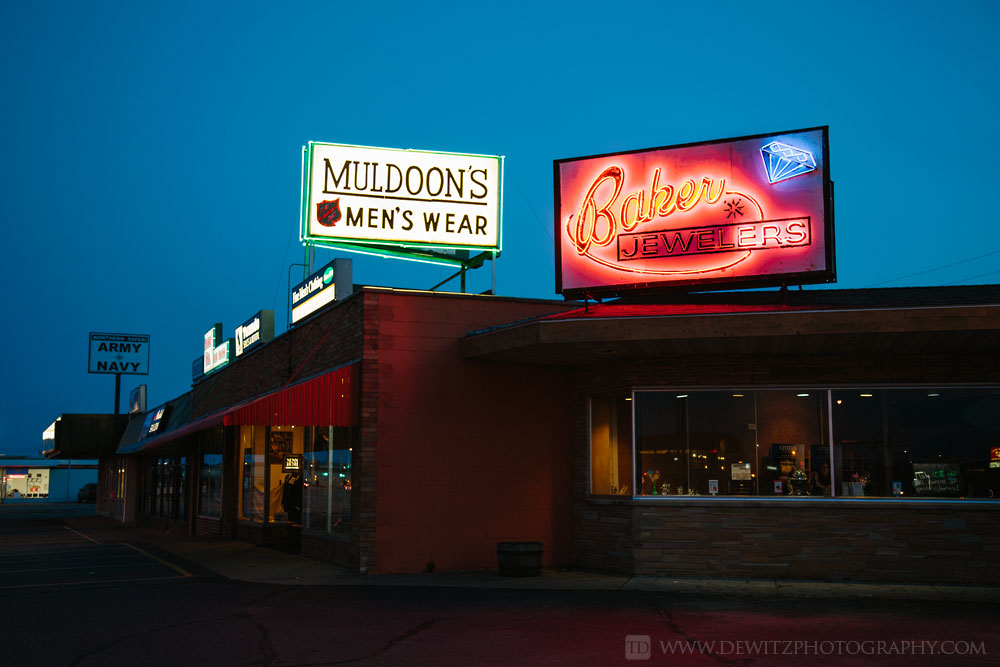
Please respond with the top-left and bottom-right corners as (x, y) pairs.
(591, 387), (1000, 499)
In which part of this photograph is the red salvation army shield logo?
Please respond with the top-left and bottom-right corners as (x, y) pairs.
(316, 199), (342, 227)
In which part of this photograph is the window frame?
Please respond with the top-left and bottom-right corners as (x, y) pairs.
(588, 384), (1000, 504)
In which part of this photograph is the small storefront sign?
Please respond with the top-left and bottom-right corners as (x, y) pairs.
(291, 262), (338, 324)
(203, 324), (232, 375)
(235, 310), (274, 357)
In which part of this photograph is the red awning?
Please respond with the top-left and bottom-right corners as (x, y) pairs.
(118, 363), (359, 454)
(223, 362), (359, 427)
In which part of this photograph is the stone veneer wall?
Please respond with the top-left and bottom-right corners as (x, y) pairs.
(576, 499), (1000, 584)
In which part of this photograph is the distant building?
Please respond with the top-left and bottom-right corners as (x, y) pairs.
(0, 457), (98, 502)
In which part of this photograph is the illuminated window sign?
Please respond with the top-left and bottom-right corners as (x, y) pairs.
(144, 405), (170, 437)
(301, 142), (503, 258)
(554, 127), (834, 297)
(991, 446), (1000, 470)
(283, 455), (302, 473)
(203, 323), (232, 375)
(88, 332), (150, 375)
(291, 261), (338, 324)
(235, 310), (275, 357)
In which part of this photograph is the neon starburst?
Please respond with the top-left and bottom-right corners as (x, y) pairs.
(724, 198), (745, 219)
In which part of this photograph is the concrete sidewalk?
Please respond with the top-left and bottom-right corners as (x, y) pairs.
(34, 512), (993, 604)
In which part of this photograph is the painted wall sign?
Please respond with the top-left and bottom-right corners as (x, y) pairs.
(291, 261), (338, 324)
(554, 127), (834, 297)
(235, 310), (275, 357)
(202, 323), (232, 375)
(301, 142), (503, 255)
(88, 332), (150, 375)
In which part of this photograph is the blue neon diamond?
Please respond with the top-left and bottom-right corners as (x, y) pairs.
(760, 141), (816, 183)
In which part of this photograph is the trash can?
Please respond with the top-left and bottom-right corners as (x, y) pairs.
(496, 541), (543, 576)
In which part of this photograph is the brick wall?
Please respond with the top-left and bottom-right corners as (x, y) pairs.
(369, 291), (576, 574)
(205, 288), (576, 574)
(191, 296), (364, 418)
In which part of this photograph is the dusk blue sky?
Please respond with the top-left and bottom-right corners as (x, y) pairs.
(2, 1), (998, 455)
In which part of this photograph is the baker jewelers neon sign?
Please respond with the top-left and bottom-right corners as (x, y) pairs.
(555, 127), (832, 296)
(567, 165), (810, 275)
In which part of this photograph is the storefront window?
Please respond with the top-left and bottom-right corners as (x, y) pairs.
(268, 426), (304, 523)
(1, 468), (49, 499)
(240, 425), (306, 523)
(589, 397), (632, 495)
(241, 426), (265, 520)
(755, 392), (829, 497)
(150, 456), (186, 519)
(155, 457), (173, 517)
(633, 391), (782, 497)
(595, 387), (1000, 500)
(176, 456), (186, 517)
(199, 448), (223, 518)
(303, 426), (352, 532)
(835, 388), (1000, 498)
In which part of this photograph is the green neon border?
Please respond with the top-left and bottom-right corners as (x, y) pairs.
(300, 142), (504, 256)
(306, 239), (497, 268)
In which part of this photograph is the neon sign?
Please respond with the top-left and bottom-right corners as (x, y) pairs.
(554, 127), (834, 297)
(301, 143), (503, 262)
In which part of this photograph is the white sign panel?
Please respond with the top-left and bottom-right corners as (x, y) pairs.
(291, 262), (337, 324)
(88, 333), (150, 375)
(301, 142), (502, 252)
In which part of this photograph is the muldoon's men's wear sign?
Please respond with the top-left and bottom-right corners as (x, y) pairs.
(554, 127), (834, 297)
(88, 333), (150, 375)
(301, 142), (503, 261)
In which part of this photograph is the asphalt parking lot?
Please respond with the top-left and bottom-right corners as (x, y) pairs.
(0, 516), (192, 590)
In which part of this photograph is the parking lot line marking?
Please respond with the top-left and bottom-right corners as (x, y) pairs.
(64, 526), (102, 544)
(0, 574), (188, 590)
(120, 542), (193, 578)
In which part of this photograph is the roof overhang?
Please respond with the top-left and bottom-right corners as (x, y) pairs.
(460, 303), (1000, 366)
(42, 414), (127, 459)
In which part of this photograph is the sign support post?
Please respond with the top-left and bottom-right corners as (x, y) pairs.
(114, 373), (121, 415)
